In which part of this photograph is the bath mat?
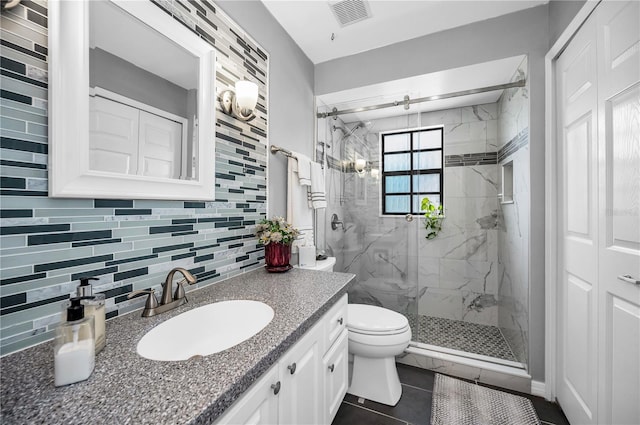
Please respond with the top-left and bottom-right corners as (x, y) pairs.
(431, 374), (540, 425)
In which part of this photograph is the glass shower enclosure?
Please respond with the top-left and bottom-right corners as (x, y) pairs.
(315, 56), (530, 370)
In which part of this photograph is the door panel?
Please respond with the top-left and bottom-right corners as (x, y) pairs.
(564, 274), (594, 416)
(556, 10), (599, 425)
(609, 296), (640, 425)
(565, 116), (592, 236)
(89, 96), (139, 174)
(596, 2), (640, 423)
(138, 110), (183, 179)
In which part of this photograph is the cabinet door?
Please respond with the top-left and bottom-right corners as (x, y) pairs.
(214, 365), (279, 425)
(279, 324), (322, 425)
(323, 329), (348, 425)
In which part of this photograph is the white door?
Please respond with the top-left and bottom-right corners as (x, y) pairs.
(556, 11), (599, 425)
(556, 2), (640, 424)
(595, 2), (640, 424)
(89, 96), (140, 174)
(138, 110), (183, 179)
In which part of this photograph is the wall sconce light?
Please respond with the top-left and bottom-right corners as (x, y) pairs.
(219, 80), (259, 122)
(354, 159), (366, 176)
(1, 0), (21, 9)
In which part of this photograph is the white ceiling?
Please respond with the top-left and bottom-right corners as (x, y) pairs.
(262, 0), (548, 64)
(317, 55), (526, 122)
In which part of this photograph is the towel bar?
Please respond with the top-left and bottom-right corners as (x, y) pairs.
(270, 145), (296, 159)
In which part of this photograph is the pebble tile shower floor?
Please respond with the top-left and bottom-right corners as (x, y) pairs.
(407, 315), (518, 362)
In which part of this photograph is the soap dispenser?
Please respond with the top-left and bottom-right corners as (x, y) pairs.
(54, 298), (95, 387)
(76, 277), (106, 353)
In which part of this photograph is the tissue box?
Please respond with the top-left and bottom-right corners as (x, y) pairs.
(298, 246), (316, 268)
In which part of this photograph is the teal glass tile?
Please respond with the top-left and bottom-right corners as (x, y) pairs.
(0, 102), (48, 124)
(26, 122), (46, 136)
(3, 246), (93, 269)
(0, 99), (46, 118)
(0, 116), (26, 132)
(0, 329), (55, 356)
(0, 301), (65, 328)
(1, 196), (93, 209)
(93, 242), (133, 256)
(0, 235), (27, 249)
(0, 164), (47, 179)
(0, 147), (34, 162)
(0, 321), (32, 339)
(1, 77), (47, 101)
(1, 275), (69, 296)
(0, 265), (32, 279)
(0, 128), (47, 144)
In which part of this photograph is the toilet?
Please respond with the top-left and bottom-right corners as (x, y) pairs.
(297, 258), (410, 405)
(295, 256), (336, 272)
(346, 304), (412, 406)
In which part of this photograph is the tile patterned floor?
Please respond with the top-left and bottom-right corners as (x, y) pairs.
(407, 314), (518, 362)
(332, 364), (570, 425)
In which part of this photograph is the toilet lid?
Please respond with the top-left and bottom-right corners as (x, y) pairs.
(347, 304), (409, 334)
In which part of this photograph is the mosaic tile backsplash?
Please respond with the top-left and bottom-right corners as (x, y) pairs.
(0, 0), (268, 355)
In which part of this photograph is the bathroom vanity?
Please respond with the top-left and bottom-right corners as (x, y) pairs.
(0, 268), (354, 424)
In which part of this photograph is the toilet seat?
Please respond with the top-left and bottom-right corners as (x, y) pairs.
(347, 304), (409, 334)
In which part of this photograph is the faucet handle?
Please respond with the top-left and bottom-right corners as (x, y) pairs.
(127, 289), (159, 310)
(173, 277), (196, 300)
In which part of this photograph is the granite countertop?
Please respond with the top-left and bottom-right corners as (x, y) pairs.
(0, 268), (355, 424)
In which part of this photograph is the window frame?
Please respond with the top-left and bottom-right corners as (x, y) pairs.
(380, 125), (444, 216)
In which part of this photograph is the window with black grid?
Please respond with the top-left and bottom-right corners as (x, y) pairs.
(381, 127), (444, 215)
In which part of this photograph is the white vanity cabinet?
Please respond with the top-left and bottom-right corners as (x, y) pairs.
(215, 294), (348, 425)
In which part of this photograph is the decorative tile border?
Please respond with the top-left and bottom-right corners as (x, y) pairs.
(498, 129), (529, 163)
(445, 152), (498, 167)
(0, 0), (269, 355)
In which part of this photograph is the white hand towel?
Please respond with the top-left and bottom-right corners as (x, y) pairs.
(287, 157), (313, 252)
(291, 151), (311, 186)
(309, 162), (326, 209)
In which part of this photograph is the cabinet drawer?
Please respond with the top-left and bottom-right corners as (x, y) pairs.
(323, 329), (348, 425)
(323, 294), (347, 354)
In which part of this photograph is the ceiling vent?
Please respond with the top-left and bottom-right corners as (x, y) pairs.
(329, 0), (372, 27)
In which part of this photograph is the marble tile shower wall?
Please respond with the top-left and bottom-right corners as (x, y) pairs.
(497, 56), (530, 366)
(0, 0), (269, 355)
(337, 106), (502, 327)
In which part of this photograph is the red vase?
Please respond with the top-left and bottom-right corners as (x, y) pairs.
(264, 242), (292, 270)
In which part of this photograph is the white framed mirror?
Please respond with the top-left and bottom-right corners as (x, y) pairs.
(49, 0), (216, 200)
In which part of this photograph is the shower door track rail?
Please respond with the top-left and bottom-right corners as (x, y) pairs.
(406, 341), (527, 370)
(316, 79), (526, 119)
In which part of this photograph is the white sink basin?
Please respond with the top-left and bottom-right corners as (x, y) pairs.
(136, 300), (274, 361)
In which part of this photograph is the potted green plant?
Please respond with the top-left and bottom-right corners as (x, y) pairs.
(421, 197), (444, 239)
(255, 216), (300, 272)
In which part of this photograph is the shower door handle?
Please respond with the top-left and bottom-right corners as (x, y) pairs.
(405, 214), (413, 222)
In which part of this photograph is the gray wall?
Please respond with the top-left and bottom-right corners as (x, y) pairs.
(315, 5), (549, 381)
(90, 47), (190, 118)
(548, 0), (587, 48)
(217, 1), (315, 218)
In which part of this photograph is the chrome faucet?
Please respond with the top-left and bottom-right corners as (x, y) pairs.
(128, 267), (198, 317)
